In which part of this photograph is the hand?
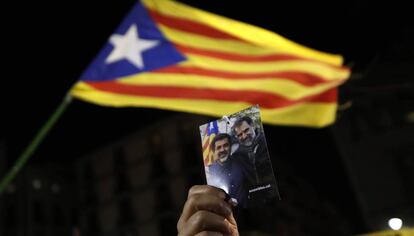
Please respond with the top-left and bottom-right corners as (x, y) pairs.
(177, 185), (239, 236)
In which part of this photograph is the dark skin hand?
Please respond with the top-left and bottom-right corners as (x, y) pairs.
(177, 185), (240, 236)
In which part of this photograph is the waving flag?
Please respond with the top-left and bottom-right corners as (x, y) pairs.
(201, 121), (219, 166)
(70, 0), (350, 127)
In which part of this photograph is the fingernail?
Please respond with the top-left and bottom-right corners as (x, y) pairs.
(227, 197), (238, 208)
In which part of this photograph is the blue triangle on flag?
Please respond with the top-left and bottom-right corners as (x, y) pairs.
(79, 2), (186, 82)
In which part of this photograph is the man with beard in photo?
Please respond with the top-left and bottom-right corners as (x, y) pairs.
(206, 133), (248, 208)
(232, 116), (278, 205)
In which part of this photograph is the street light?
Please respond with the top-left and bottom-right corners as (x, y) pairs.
(388, 218), (403, 230)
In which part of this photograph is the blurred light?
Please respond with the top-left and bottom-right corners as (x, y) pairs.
(33, 179), (42, 190)
(406, 111), (414, 123)
(338, 100), (353, 111)
(6, 184), (16, 194)
(51, 183), (60, 193)
(388, 218), (403, 230)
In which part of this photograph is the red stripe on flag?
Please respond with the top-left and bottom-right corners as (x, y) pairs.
(86, 81), (337, 109)
(203, 136), (211, 150)
(148, 9), (240, 40)
(174, 43), (314, 62)
(153, 66), (333, 86)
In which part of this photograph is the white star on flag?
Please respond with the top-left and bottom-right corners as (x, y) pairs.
(105, 24), (159, 69)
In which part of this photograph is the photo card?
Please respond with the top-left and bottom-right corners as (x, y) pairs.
(199, 105), (280, 208)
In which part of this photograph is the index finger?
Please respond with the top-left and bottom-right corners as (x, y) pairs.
(177, 185), (231, 231)
(187, 185), (227, 199)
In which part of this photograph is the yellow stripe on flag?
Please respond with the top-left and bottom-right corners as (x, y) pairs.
(184, 55), (350, 81)
(158, 25), (285, 56)
(356, 228), (414, 236)
(117, 73), (345, 100)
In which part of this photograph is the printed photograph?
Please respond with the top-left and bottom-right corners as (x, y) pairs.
(199, 105), (280, 208)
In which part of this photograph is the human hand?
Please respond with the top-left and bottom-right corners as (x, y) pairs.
(177, 185), (239, 236)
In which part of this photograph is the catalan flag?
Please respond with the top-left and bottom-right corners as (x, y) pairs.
(70, 0), (351, 127)
(201, 121), (219, 166)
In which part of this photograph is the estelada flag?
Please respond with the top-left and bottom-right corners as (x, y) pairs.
(70, 0), (351, 127)
(201, 121), (219, 166)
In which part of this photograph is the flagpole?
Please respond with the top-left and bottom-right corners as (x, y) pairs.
(0, 93), (73, 194)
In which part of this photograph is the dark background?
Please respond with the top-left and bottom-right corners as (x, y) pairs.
(1, 0), (413, 235)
